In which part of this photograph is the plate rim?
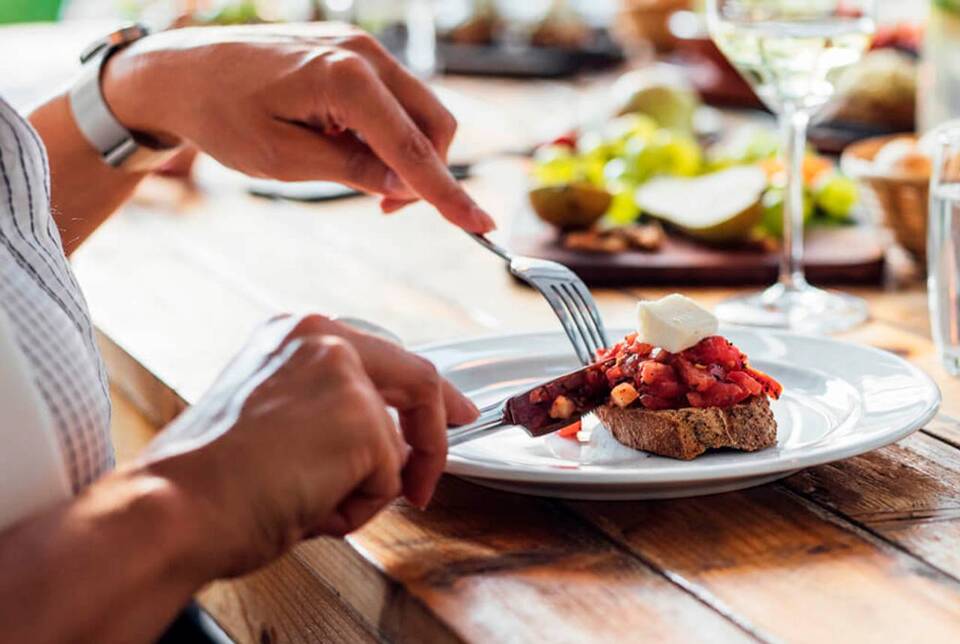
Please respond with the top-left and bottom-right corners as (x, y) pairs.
(418, 327), (942, 485)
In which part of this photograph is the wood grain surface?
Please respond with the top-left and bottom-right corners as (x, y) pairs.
(77, 104), (960, 644)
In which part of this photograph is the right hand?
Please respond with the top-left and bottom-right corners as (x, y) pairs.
(139, 314), (478, 578)
(102, 23), (496, 232)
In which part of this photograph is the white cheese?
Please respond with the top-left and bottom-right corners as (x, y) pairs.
(636, 294), (718, 353)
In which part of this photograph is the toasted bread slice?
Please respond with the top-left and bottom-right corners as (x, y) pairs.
(595, 396), (776, 461)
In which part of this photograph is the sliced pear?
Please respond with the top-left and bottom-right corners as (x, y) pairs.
(529, 182), (612, 231)
(634, 166), (766, 244)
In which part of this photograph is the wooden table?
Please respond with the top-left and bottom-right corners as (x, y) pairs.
(77, 152), (960, 643)
(6, 21), (950, 641)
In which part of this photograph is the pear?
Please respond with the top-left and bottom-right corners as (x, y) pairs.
(634, 166), (766, 244)
(529, 182), (613, 231)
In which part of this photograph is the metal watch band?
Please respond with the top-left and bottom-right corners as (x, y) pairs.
(68, 25), (180, 172)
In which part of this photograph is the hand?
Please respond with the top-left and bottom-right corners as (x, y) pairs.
(140, 314), (478, 577)
(101, 23), (495, 233)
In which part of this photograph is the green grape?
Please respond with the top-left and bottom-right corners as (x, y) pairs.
(814, 174), (859, 220)
(581, 155), (608, 187)
(605, 184), (641, 225)
(532, 145), (579, 186)
(630, 130), (702, 179)
(761, 187), (814, 238)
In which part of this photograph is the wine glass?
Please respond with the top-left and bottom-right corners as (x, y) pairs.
(706, 0), (875, 333)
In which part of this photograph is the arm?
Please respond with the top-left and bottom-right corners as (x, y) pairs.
(29, 96), (147, 256)
(30, 23), (494, 256)
(0, 314), (477, 643)
(0, 469), (210, 644)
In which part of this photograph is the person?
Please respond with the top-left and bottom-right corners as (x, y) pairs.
(0, 22), (495, 643)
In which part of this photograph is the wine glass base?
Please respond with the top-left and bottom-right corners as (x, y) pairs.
(715, 283), (868, 334)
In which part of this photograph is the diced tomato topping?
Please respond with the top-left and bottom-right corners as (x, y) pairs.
(639, 360), (673, 385)
(682, 336), (744, 371)
(557, 420), (582, 439)
(639, 394), (674, 410)
(605, 365), (624, 385)
(588, 333), (783, 411)
(624, 332), (638, 344)
(529, 387), (550, 404)
(687, 381), (750, 408)
(674, 357), (715, 392)
(746, 366), (783, 400)
(727, 370), (763, 397)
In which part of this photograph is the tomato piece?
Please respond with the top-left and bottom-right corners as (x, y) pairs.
(639, 360), (675, 385)
(727, 370), (763, 397)
(639, 394), (674, 410)
(675, 357), (715, 392)
(683, 336), (744, 371)
(528, 387), (550, 404)
(648, 378), (684, 400)
(557, 420), (582, 439)
(624, 332), (638, 344)
(688, 381), (750, 408)
(604, 365), (624, 385)
(746, 366), (783, 399)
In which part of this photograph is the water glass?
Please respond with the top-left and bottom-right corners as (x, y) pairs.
(928, 128), (960, 375)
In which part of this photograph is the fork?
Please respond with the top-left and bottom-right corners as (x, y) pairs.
(469, 233), (610, 366)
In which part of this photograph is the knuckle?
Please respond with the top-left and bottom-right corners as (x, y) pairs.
(399, 131), (436, 164)
(288, 313), (333, 338)
(316, 337), (358, 370)
(329, 51), (372, 85)
(341, 30), (380, 54)
(411, 356), (441, 396)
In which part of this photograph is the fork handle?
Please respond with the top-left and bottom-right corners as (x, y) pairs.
(447, 401), (509, 447)
(468, 233), (512, 262)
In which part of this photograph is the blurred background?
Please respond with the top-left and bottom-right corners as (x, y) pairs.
(0, 0), (945, 277)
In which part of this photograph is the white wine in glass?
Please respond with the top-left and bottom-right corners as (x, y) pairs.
(706, 0), (875, 333)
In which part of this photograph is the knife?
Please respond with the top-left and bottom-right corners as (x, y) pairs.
(447, 361), (612, 447)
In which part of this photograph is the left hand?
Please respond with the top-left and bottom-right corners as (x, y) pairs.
(101, 23), (495, 233)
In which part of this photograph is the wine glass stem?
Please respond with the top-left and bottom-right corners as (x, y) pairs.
(778, 107), (811, 291)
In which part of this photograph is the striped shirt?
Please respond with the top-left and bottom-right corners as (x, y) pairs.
(0, 96), (113, 493)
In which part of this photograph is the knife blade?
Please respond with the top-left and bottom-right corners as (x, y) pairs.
(447, 360), (612, 447)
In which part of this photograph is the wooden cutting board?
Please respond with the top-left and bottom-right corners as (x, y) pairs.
(509, 210), (886, 287)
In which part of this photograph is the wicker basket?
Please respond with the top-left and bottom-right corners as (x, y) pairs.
(840, 134), (930, 261)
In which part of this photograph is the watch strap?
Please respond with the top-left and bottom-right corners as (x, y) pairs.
(69, 25), (181, 172)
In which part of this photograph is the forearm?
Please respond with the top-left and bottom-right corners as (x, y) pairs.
(0, 468), (212, 644)
(29, 94), (147, 256)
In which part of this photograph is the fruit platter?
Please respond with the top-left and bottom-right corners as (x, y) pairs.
(511, 73), (884, 286)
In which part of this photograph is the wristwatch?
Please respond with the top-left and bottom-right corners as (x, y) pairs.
(69, 24), (181, 172)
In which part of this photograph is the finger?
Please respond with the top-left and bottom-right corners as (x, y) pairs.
(332, 65), (495, 233)
(322, 423), (403, 535)
(264, 120), (416, 199)
(442, 380), (480, 426)
(340, 33), (458, 160)
(380, 197), (417, 214)
(287, 315), (470, 506)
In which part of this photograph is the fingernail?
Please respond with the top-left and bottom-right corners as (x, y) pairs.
(469, 205), (497, 232)
(384, 171), (415, 199)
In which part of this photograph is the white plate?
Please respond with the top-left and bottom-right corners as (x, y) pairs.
(420, 328), (941, 500)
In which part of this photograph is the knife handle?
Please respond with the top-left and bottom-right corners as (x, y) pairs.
(447, 401), (509, 447)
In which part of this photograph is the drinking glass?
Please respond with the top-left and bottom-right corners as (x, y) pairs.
(706, 0), (875, 333)
(928, 128), (960, 376)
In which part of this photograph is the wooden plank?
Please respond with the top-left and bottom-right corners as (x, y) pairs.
(568, 485), (960, 643)
(303, 476), (752, 644)
(197, 555), (379, 644)
(785, 428), (960, 580)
